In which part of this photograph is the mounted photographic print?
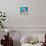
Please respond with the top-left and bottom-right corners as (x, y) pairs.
(20, 7), (28, 15)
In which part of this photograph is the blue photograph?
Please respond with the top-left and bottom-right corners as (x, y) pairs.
(20, 7), (28, 15)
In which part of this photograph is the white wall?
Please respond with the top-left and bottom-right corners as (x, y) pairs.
(0, 0), (46, 27)
(32, 0), (46, 27)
